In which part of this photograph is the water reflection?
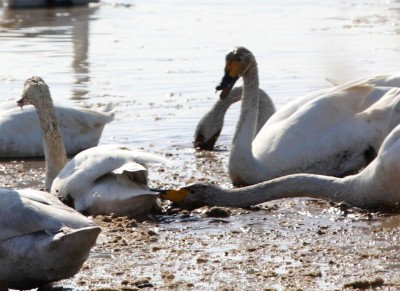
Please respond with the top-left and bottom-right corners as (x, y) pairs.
(0, 5), (97, 99)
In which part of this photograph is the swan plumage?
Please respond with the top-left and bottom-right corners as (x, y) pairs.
(161, 122), (400, 211)
(215, 46), (400, 186)
(194, 86), (275, 150)
(0, 188), (100, 290)
(0, 100), (114, 158)
(51, 144), (169, 217)
(327, 71), (400, 87)
(18, 76), (169, 217)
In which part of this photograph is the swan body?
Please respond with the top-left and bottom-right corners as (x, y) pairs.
(215, 47), (400, 186)
(51, 144), (169, 217)
(18, 76), (169, 217)
(0, 188), (101, 290)
(194, 86), (275, 150)
(161, 122), (400, 211)
(0, 101), (114, 158)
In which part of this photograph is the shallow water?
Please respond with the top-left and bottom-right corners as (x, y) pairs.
(2, 0), (400, 149)
(1, 0), (400, 290)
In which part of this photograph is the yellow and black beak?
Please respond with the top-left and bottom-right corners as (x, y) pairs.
(215, 61), (240, 100)
(158, 188), (190, 203)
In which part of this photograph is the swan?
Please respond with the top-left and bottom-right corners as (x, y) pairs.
(17, 76), (169, 217)
(0, 188), (101, 290)
(0, 100), (114, 158)
(194, 86), (275, 150)
(215, 46), (400, 186)
(161, 121), (400, 211)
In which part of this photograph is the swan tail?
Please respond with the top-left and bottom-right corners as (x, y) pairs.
(44, 226), (101, 277)
(75, 102), (116, 123)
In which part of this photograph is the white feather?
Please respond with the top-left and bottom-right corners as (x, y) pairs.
(0, 100), (114, 158)
(0, 188), (100, 289)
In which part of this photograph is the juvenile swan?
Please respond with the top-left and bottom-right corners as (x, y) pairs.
(161, 122), (400, 211)
(0, 100), (114, 158)
(215, 46), (400, 186)
(194, 86), (275, 150)
(17, 76), (169, 217)
(0, 188), (101, 290)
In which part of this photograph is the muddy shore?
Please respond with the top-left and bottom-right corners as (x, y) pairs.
(2, 147), (400, 290)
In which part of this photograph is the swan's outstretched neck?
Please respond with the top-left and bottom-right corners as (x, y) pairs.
(210, 174), (360, 208)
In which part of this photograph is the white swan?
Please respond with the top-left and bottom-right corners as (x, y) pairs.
(194, 86), (275, 150)
(0, 188), (101, 290)
(17, 76), (169, 217)
(215, 46), (400, 186)
(0, 100), (114, 158)
(161, 121), (400, 211)
(51, 144), (169, 217)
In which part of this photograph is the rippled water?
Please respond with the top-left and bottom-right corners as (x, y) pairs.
(2, 0), (400, 150)
(1, 0), (400, 289)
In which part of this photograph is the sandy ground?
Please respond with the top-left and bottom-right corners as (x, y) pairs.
(2, 148), (400, 291)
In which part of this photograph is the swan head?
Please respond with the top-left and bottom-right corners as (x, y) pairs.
(194, 129), (220, 150)
(160, 183), (218, 209)
(215, 46), (255, 100)
(17, 76), (52, 108)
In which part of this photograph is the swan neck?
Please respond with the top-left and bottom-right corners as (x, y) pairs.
(213, 96), (234, 112)
(208, 174), (364, 208)
(35, 98), (67, 190)
(229, 64), (260, 184)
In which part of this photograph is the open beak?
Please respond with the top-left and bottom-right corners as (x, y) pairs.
(157, 188), (190, 203)
(215, 60), (240, 100)
(215, 72), (238, 100)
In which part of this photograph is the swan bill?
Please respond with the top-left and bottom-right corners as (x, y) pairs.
(194, 131), (221, 151)
(159, 188), (190, 203)
(215, 64), (239, 99)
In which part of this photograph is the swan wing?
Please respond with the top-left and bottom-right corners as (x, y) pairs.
(0, 188), (95, 242)
(60, 144), (169, 179)
(368, 71), (400, 87)
(266, 76), (378, 126)
(51, 145), (169, 210)
(112, 162), (147, 174)
(52, 105), (115, 155)
(253, 84), (399, 177)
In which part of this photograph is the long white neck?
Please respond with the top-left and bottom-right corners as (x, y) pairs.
(207, 174), (369, 209)
(35, 98), (67, 191)
(229, 64), (260, 185)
